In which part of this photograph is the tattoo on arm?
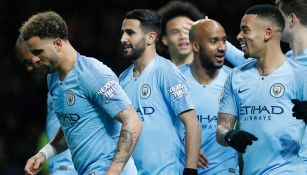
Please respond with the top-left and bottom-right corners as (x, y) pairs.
(216, 113), (236, 146)
(114, 156), (130, 164)
(217, 113), (236, 130)
(117, 129), (133, 153)
(113, 105), (137, 164)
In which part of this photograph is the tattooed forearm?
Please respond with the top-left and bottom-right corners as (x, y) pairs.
(217, 113), (236, 130)
(108, 104), (142, 173)
(117, 129), (133, 153)
(117, 105), (134, 121)
(216, 113), (236, 146)
(114, 156), (130, 163)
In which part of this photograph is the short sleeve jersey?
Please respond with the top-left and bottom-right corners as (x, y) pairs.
(48, 53), (134, 175)
(219, 58), (306, 174)
(119, 55), (194, 175)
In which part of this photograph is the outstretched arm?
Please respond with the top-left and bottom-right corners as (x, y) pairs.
(106, 104), (142, 174)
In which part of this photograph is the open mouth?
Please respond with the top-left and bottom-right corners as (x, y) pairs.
(239, 42), (248, 53)
(178, 42), (190, 49)
(122, 44), (132, 52)
(215, 54), (225, 62)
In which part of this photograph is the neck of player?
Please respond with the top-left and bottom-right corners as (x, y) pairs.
(190, 57), (220, 85)
(58, 43), (77, 81)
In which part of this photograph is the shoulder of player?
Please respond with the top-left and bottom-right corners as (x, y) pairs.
(231, 59), (256, 74)
(285, 57), (307, 77)
(154, 55), (182, 74)
(118, 64), (134, 81)
(177, 63), (190, 74)
(221, 65), (231, 74)
(76, 55), (115, 76)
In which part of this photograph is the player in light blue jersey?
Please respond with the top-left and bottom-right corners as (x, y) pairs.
(276, 0), (307, 172)
(276, 0), (307, 119)
(217, 5), (307, 174)
(119, 9), (201, 175)
(20, 11), (142, 175)
(45, 93), (77, 175)
(157, 0), (204, 67)
(179, 19), (239, 174)
(15, 37), (78, 175)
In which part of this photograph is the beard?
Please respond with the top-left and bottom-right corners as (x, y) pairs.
(123, 38), (146, 61)
(199, 47), (223, 70)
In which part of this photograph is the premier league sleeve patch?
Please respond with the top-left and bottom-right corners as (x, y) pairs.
(169, 83), (186, 102)
(96, 80), (117, 102)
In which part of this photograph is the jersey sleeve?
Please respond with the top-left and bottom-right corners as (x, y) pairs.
(83, 64), (132, 118)
(218, 70), (238, 116)
(159, 65), (194, 116)
(225, 41), (251, 67)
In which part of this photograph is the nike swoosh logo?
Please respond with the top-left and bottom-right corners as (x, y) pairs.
(238, 88), (249, 93)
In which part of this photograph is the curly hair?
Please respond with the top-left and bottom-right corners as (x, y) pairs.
(157, 0), (204, 36)
(19, 11), (68, 41)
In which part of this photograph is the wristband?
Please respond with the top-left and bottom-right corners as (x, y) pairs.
(183, 168), (198, 175)
(38, 143), (57, 160)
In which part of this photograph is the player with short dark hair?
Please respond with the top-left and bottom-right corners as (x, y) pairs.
(217, 4), (307, 174)
(119, 9), (201, 175)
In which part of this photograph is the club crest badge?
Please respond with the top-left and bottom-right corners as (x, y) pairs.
(66, 90), (75, 106)
(140, 84), (151, 99)
(270, 83), (284, 98)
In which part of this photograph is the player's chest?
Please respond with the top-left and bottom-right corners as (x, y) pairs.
(50, 82), (89, 114)
(123, 76), (159, 103)
(233, 76), (295, 104)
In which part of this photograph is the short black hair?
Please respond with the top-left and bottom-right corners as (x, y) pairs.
(125, 9), (162, 37)
(245, 4), (285, 32)
(158, 0), (204, 36)
(19, 11), (68, 41)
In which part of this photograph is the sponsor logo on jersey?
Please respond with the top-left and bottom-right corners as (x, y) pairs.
(169, 83), (186, 102)
(240, 105), (284, 121)
(97, 80), (117, 102)
(197, 114), (217, 129)
(55, 112), (80, 127)
(270, 83), (284, 98)
(136, 106), (155, 121)
(140, 84), (151, 99)
(66, 90), (75, 106)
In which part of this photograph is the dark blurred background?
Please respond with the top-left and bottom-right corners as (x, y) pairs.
(0, 0), (287, 174)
